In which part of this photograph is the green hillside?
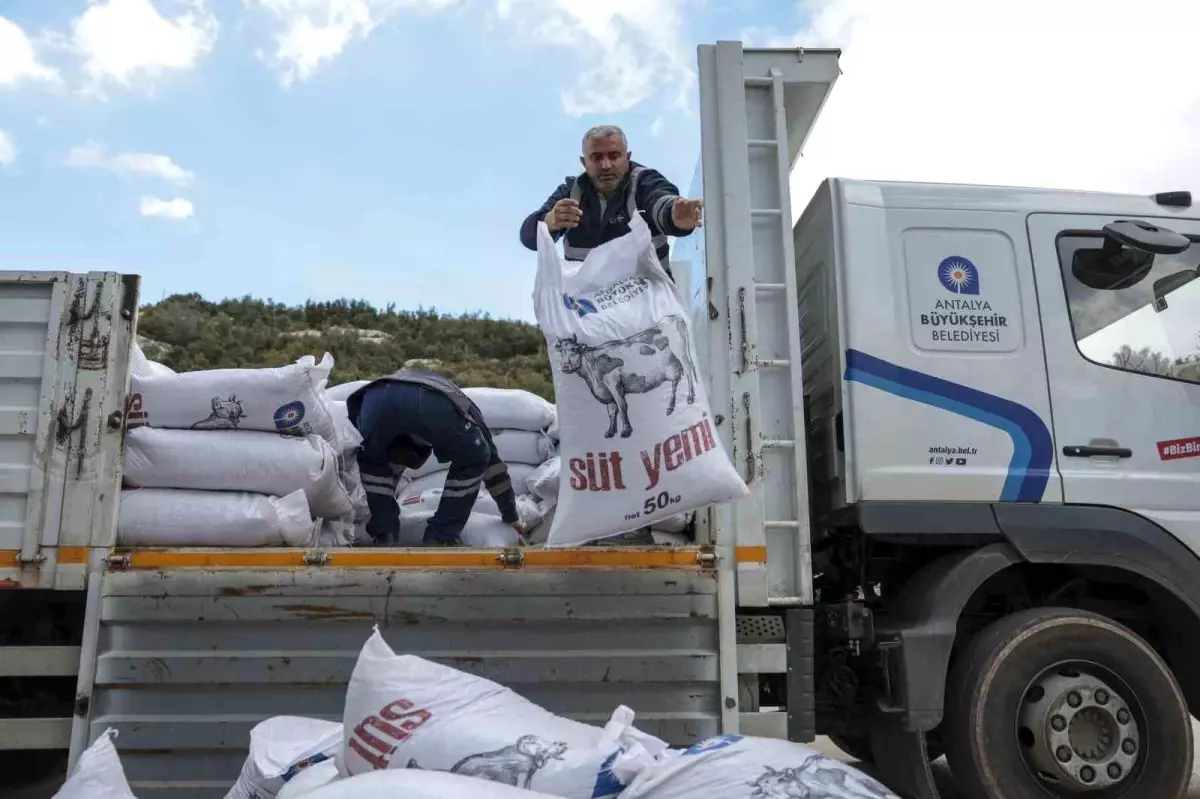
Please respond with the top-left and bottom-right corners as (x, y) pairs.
(136, 294), (555, 400)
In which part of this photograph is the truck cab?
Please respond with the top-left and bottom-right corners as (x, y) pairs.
(683, 41), (1200, 798)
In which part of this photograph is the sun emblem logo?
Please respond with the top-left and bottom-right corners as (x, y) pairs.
(562, 293), (598, 317)
(937, 256), (980, 295)
(273, 401), (306, 431)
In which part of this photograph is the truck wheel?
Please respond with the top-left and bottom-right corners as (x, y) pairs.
(944, 607), (1192, 799)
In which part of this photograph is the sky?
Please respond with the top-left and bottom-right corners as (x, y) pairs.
(0, 0), (1197, 323)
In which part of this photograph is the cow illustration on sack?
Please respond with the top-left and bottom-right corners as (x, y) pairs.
(190, 395), (245, 430)
(405, 734), (568, 789)
(554, 313), (698, 439)
(749, 755), (897, 799)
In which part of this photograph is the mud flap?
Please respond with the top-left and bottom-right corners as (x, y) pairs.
(869, 715), (940, 799)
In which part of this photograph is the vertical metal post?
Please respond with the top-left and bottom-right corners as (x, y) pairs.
(68, 571), (104, 773)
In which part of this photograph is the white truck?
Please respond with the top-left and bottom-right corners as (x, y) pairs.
(2, 40), (1199, 799)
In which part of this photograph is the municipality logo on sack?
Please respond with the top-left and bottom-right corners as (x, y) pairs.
(563, 293), (598, 317)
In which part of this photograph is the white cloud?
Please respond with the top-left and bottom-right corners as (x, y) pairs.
(72, 0), (218, 88)
(250, 0), (458, 87)
(248, 0), (692, 114)
(0, 17), (60, 86)
(140, 196), (195, 219)
(67, 141), (194, 184)
(778, 0), (1200, 210)
(0, 130), (16, 167)
(498, 0), (694, 116)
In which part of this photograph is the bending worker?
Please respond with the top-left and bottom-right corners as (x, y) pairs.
(346, 370), (523, 547)
(519, 124), (704, 277)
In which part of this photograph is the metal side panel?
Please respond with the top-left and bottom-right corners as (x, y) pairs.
(696, 42), (841, 605)
(0, 272), (75, 584)
(83, 567), (723, 798)
(57, 274), (138, 558)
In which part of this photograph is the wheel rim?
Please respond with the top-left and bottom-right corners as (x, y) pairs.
(1016, 662), (1142, 793)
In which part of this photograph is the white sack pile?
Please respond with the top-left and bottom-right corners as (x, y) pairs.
(218, 628), (899, 799)
(534, 216), (748, 547)
(338, 628), (665, 797)
(118, 344), (361, 548)
(394, 387), (561, 546)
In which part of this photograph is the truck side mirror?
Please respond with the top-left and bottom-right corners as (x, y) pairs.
(1152, 268), (1200, 312)
(1071, 220), (1191, 291)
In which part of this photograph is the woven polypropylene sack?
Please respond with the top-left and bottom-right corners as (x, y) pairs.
(533, 216), (748, 546)
(619, 735), (899, 799)
(54, 729), (136, 799)
(462, 387), (556, 433)
(225, 717), (342, 799)
(130, 354), (339, 443)
(124, 428), (352, 521)
(117, 488), (314, 547)
(337, 629), (663, 797)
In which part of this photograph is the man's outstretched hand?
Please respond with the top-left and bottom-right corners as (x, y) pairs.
(672, 198), (704, 230)
(545, 198), (581, 231)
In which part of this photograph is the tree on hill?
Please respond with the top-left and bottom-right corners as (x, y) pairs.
(137, 294), (555, 400)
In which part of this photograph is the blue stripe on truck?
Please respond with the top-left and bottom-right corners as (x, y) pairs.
(843, 349), (1053, 502)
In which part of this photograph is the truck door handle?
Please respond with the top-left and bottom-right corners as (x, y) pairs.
(1062, 445), (1132, 459)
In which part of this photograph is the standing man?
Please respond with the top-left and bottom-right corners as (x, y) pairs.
(346, 370), (524, 547)
(519, 125), (704, 277)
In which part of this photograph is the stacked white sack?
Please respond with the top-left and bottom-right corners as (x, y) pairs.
(118, 488), (315, 547)
(225, 716), (342, 799)
(130, 347), (340, 444)
(119, 343), (357, 548)
(338, 628), (667, 798)
(124, 428), (352, 519)
(616, 734), (899, 799)
(533, 215), (749, 547)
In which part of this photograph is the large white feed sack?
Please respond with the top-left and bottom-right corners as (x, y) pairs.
(494, 430), (555, 466)
(54, 729), (136, 799)
(619, 735), (899, 799)
(124, 428), (353, 520)
(406, 431), (553, 480)
(462, 387), (556, 432)
(118, 488), (315, 548)
(226, 717), (343, 799)
(534, 217), (748, 546)
(338, 629), (663, 797)
(130, 353), (339, 443)
(401, 463), (538, 499)
(398, 491), (521, 548)
(326, 380), (371, 402)
(296, 770), (566, 799)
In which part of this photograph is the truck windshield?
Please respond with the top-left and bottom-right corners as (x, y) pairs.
(1056, 234), (1200, 384)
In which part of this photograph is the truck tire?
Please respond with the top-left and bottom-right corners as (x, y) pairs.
(943, 607), (1192, 799)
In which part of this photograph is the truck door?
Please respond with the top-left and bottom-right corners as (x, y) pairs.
(1027, 212), (1200, 548)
